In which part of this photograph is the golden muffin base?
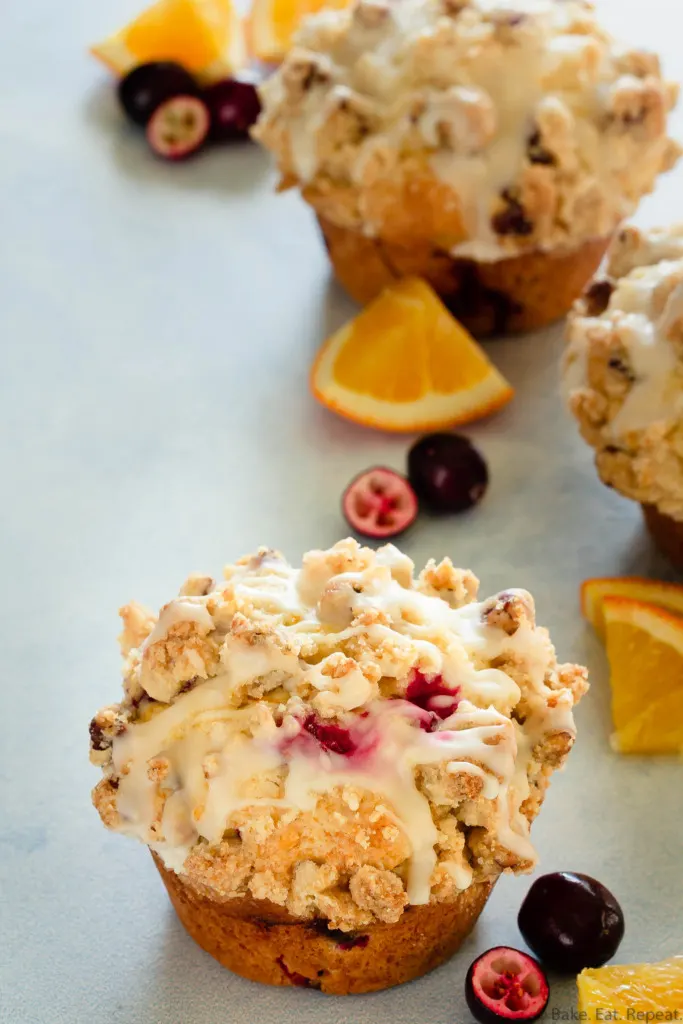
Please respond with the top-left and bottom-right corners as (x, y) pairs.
(153, 854), (494, 994)
(642, 504), (683, 570)
(317, 215), (611, 337)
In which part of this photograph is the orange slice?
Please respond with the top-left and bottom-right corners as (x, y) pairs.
(578, 956), (683, 1020)
(250, 0), (353, 64)
(310, 278), (514, 433)
(581, 576), (683, 641)
(91, 0), (246, 81)
(603, 596), (683, 755)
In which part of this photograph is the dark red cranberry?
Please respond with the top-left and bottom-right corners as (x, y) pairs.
(518, 872), (625, 973)
(406, 669), (460, 724)
(342, 467), (418, 539)
(146, 95), (210, 160)
(118, 62), (199, 126)
(202, 77), (261, 141)
(337, 934), (369, 951)
(466, 947), (549, 1023)
(407, 433), (488, 513)
(276, 955), (312, 987)
(313, 923), (370, 950)
(303, 714), (357, 755)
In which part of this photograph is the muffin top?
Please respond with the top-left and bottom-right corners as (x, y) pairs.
(565, 225), (683, 521)
(91, 539), (587, 930)
(254, 0), (679, 260)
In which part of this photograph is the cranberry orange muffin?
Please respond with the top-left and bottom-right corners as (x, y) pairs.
(253, 0), (679, 335)
(565, 225), (683, 569)
(90, 539), (587, 993)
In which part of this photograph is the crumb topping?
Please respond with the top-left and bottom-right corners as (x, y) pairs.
(91, 540), (586, 928)
(564, 225), (683, 521)
(253, 0), (679, 261)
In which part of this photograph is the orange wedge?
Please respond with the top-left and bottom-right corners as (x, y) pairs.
(250, 0), (353, 63)
(91, 0), (246, 81)
(603, 596), (683, 755)
(582, 576), (683, 640)
(310, 278), (514, 433)
(578, 956), (683, 1020)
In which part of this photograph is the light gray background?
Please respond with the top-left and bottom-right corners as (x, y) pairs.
(1, 0), (681, 1021)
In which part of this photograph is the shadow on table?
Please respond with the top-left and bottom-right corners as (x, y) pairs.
(82, 81), (274, 197)
(611, 514), (682, 582)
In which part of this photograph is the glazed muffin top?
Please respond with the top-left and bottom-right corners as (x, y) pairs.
(254, 0), (679, 260)
(91, 540), (586, 930)
(565, 225), (683, 522)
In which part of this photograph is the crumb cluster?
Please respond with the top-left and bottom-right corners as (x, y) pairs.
(91, 540), (586, 930)
(565, 225), (683, 522)
(254, 0), (679, 259)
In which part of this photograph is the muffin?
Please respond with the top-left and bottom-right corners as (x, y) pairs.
(565, 225), (683, 569)
(90, 539), (587, 993)
(253, 0), (680, 335)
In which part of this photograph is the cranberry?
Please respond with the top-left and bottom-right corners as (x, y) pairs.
(342, 467), (418, 539)
(518, 872), (625, 973)
(276, 955), (312, 987)
(466, 947), (549, 1023)
(118, 62), (199, 126)
(303, 714), (357, 755)
(314, 923), (370, 950)
(407, 433), (488, 513)
(202, 78), (261, 141)
(405, 669), (460, 726)
(146, 95), (210, 161)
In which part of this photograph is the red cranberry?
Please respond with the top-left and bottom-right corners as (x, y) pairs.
(466, 947), (549, 1023)
(303, 714), (357, 755)
(518, 872), (625, 973)
(407, 433), (488, 513)
(118, 61), (199, 126)
(276, 956), (312, 987)
(202, 78), (261, 141)
(406, 669), (461, 724)
(146, 95), (210, 161)
(342, 467), (418, 539)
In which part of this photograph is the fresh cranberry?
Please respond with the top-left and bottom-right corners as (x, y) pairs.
(408, 433), (489, 513)
(518, 873), (625, 973)
(466, 947), (549, 1023)
(118, 61), (199, 126)
(146, 95), (210, 161)
(202, 77), (261, 141)
(342, 467), (418, 539)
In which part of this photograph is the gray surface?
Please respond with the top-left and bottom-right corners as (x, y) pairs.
(1, 0), (683, 1021)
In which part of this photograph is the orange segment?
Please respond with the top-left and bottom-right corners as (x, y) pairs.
(91, 0), (246, 80)
(578, 956), (683, 1020)
(250, 0), (353, 63)
(310, 278), (514, 433)
(582, 576), (683, 640)
(603, 596), (683, 755)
